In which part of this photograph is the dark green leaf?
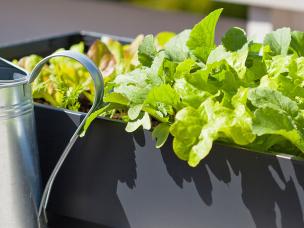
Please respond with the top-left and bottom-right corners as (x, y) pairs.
(222, 27), (247, 51)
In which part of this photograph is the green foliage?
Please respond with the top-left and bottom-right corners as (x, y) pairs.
(16, 9), (304, 167)
(152, 123), (170, 148)
(263, 28), (291, 56)
(138, 35), (157, 66)
(290, 31), (304, 57)
(222, 27), (247, 51)
(187, 8), (223, 62)
(155, 32), (176, 48)
(165, 30), (191, 62)
(15, 35), (145, 110)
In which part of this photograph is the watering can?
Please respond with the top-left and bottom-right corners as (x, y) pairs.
(0, 51), (104, 228)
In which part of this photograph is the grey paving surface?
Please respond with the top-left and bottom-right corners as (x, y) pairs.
(0, 0), (245, 45)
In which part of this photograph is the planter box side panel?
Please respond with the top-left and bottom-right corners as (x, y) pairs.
(35, 105), (304, 228)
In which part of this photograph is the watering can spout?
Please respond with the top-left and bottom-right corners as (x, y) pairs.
(0, 51), (104, 228)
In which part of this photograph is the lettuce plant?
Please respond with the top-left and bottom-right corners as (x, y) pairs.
(16, 9), (304, 166)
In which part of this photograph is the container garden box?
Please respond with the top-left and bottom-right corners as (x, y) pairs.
(1, 32), (304, 228)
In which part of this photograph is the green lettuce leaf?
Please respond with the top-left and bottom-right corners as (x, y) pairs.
(264, 27), (291, 56)
(165, 29), (191, 62)
(138, 35), (157, 67)
(249, 87), (304, 152)
(290, 31), (304, 57)
(252, 107), (304, 152)
(155, 32), (176, 48)
(171, 89), (255, 167)
(187, 8), (223, 62)
(126, 112), (151, 132)
(113, 68), (158, 104)
(222, 27), (247, 51)
(152, 123), (170, 148)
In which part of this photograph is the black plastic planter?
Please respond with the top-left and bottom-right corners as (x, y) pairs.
(1, 32), (304, 228)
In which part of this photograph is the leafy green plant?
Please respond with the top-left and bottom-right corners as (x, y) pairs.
(16, 9), (304, 167)
(14, 35), (144, 111)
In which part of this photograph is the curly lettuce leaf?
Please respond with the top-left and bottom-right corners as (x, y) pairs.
(165, 29), (191, 62)
(171, 88), (255, 167)
(249, 87), (304, 152)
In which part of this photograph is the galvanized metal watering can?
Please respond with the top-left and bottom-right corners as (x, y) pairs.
(0, 51), (104, 228)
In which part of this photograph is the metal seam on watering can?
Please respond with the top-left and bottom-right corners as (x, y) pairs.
(0, 99), (33, 120)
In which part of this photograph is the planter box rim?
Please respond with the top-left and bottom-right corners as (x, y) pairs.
(0, 30), (133, 50)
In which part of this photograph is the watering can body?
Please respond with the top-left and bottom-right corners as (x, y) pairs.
(0, 61), (41, 227)
(0, 52), (103, 228)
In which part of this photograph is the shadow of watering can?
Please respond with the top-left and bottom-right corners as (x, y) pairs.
(0, 51), (104, 228)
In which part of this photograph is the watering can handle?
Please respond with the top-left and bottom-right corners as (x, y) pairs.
(29, 50), (104, 226)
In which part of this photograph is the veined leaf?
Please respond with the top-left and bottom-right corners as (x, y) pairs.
(187, 8), (223, 62)
(138, 35), (157, 67)
(264, 27), (291, 56)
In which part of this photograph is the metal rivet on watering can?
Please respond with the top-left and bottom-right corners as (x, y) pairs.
(0, 51), (104, 228)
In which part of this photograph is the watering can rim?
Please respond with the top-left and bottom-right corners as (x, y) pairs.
(0, 56), (29, 88)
